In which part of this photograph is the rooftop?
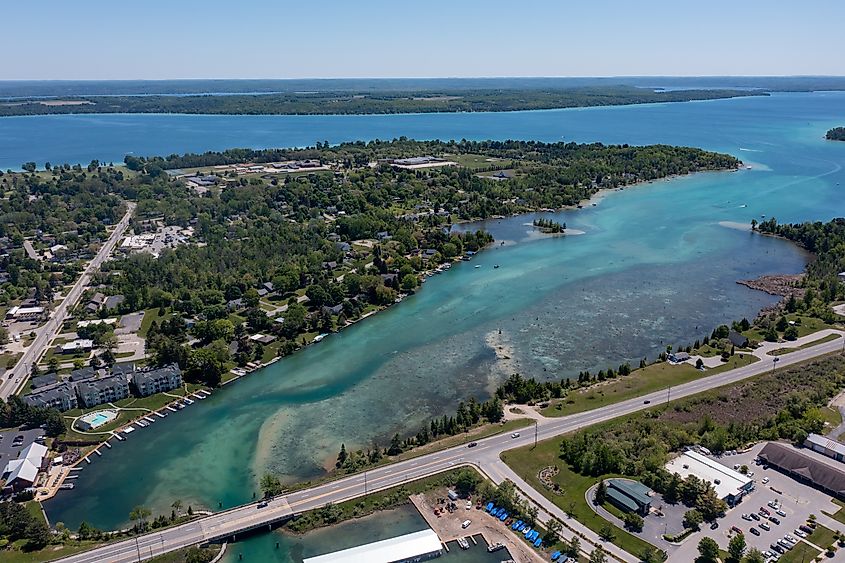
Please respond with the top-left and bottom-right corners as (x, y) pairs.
(806, 433), (845, 458)
(665, 450), (752, 499)
(759, 442), (845, 496)
(302, 529), (441, 563)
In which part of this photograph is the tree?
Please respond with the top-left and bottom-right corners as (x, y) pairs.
(727, 533), (746, 563)
(683, 509), (703, 530)
(639, 547), (663, 563)
(259, 473), (283, 498)
(784, 325), (799, 341)
(336, 444), (348, 468)
(453, 469), (480, 496)
(544, 518), (562, 544)
(598, 524), (616, 542)
(623, 512), (644, 532)
(171, 499), (183, 515)
(129, 505), (152, 531)
(566, 537), (581, 558)
(743, 548), (765, 563)
(589, 546), (608, 563)
(697, 537), (720, 562)
(594, 479), (607, 505)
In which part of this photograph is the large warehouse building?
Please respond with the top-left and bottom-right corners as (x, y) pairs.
(303, 529), (442, 563)
(665, 450), (754, 506)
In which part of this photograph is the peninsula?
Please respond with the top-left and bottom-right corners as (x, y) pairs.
(0, 85), (766, 117)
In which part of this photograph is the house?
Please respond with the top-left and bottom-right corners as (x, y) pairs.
(23, 382), (79, 411)
(322, 261), (338, 271)
(668, 351), (690, 363)
(132, 364), (182, 397)
(335, 242), (351, 253)
(322, 304), (344, 316)
(2, 442), (48, 492)
(30, 373), (59, 389)
(61, 339), (94, 354)
(69, 366), (97, 382)
(381, 273), (399, 286)
(376, 231), (391, 241)
(249, 333), (276, 345)
(605, 479), (653, 516)
(665, 450), (753, 506)
(805, 433), (845, 463)
(103, 295), (125, 310)
(262, 282), (275, 293)
(226, 298), (244, 311)
(257, 288), (269, 297)
(728, 331), (749, 348)
(76, 375), (130, 408)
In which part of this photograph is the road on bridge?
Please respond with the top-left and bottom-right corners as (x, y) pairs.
(57, 333), (845, 563)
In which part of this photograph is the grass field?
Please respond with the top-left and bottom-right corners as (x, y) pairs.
(1, 542), (101, 563)
(770, 333), (841, 355)
(779, 541), (822, 562)
(806, 523), (838, 549)
(824, 499), (845, 525)
(445, 153), (514, 170)
(542, 354), (758, 417)
(139, 307), (170, 338)
(147, 545), (221, 563)
(501, 437), (657, 557)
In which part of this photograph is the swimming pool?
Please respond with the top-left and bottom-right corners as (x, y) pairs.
(78, 410), (118, 431)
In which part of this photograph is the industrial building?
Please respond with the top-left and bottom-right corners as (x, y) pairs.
(805, 433), (845, 463)
(302, 529), (442, 563)
(665, 450), (754, 505)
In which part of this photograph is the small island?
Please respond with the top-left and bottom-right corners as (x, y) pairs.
(825, 127), (845, 141)
(533, 218), (566, 233)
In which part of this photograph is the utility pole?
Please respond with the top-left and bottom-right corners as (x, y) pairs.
(772, 357), (780, 373)
(135, 536), (141, 563)
(364, 471), (368, 494)
(534, 420), (538, 449)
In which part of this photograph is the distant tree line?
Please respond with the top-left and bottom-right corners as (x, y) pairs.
(0, 86), (766, 117)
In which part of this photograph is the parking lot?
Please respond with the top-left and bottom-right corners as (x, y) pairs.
(671, 442), (845, 562)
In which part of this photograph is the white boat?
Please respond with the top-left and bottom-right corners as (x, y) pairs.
(183, 398), (194, 405)
(60, 483), (75, 490)
(457, 538), (470, 550)
(474, 265), (481, 269)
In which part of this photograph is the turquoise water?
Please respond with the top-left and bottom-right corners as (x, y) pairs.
(26, 93), (845, 558)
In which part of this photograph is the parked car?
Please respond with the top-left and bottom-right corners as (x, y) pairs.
(742, 514), (752, 521)
(750, 512), (760, 521)
(760, 522), (771, 531)
(731, 526), (743, 535)
(770, 516), (781, 525)
(462, 520), (471, 529)
(257, 501), (268, 508)
(760, 507), (771, 515)
(750, 527), (761, 536)
(762, 477), (769, 484)
(776, 509), (787, 517)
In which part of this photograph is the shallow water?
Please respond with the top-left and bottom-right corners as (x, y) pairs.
(33, 93), (845, 557)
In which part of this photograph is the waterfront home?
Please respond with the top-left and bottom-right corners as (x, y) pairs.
(76, 375), (130, 408)
(322, 304), (344, 316)
(132, 364), (183, 397)
(668, 351), (690, 363)
(728, 331), (749, 348)
(249, 333), (276, 345)
(23, 382), (79, 411)
(30, 373), (59, 389)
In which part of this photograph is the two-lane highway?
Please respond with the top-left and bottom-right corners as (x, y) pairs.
(0, 203), (135, 400)
(57, 334), (845, 563)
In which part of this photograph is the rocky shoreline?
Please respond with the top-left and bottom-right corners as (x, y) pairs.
(737, 273), (805, 316)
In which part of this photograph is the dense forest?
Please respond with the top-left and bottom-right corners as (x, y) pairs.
(756, 217), (845, 307)
(0, 86), (765, 117)
(826, 127), (845, 141)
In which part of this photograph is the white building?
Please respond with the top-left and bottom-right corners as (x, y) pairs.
(61, 339), (94, 354)
(303, 529), (442, 563)
(665, 450), (754, 505)
(805, 433), (845, 463)
(5, 305), (45, 320)
(2, 442), (48, 491)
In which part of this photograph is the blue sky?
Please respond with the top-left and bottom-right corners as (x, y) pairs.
(2, 0), (843, 79)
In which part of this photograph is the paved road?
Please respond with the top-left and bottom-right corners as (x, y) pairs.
(57, 335), (845, 563)
(0, 203), (135, 400)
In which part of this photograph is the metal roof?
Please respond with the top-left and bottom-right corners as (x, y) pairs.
(806, 433), (845, 458)
(303, 529), (441, 563)
(665, 450), (752, 499)
(759, 442), (845, 496)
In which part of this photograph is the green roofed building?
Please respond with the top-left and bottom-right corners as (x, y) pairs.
(606, 478), (653, 516)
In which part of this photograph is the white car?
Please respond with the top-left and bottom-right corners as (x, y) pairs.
(742, 514), (752, 521)
(462, 520), (471, 529)
(465, 500), (472, 509)
(511, 432), (520, 439)
(794, 529), (807, 538)
(762, 477), (769, 484)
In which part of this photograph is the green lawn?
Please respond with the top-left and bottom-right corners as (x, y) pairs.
(745, 314), (839, 343)
(820, 406), (843, 431)
(806, 523), (838, 549)
(542, 354), (758, 417)
(778, 541), (822, 563)
(821, 499), (845, 525)
(770, 333), (842, 355)
(139, 307), (171, 338)
(147, 545), (221, 563)
(501, 436), (658, 557)
(0, 542), (102, 563)
(24, 501), (47, 527)
(445, 153), (514, 170)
